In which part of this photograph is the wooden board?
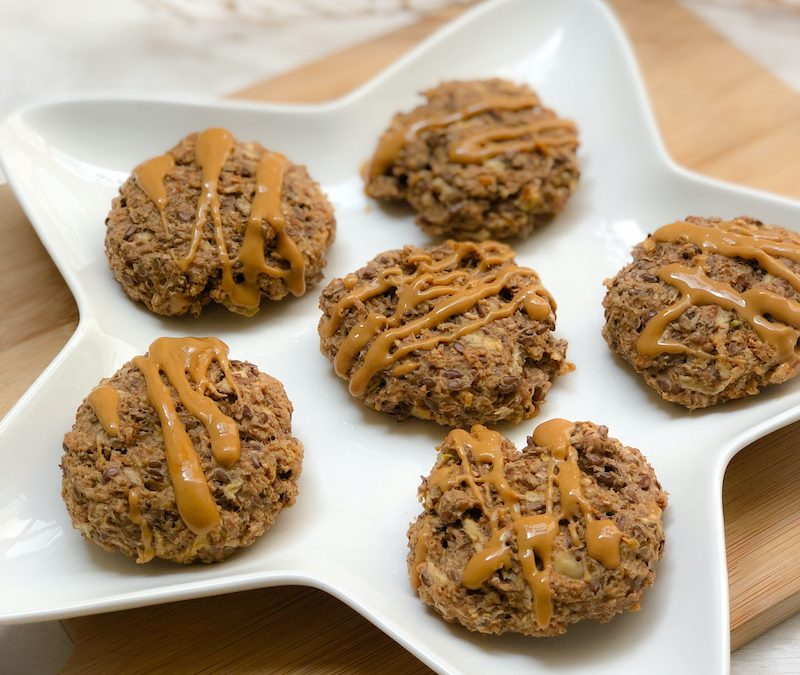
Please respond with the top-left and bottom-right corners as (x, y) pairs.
(0, 0), (797, 670)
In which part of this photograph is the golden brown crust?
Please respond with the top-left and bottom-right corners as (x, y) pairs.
(61, 358), (302, 564)
(602, 216), (800, 408)
(105, 132), (335, 316)
(318, 240), (572, 427)
(365, 79), (579, 241)
(408, 422), (667, 636)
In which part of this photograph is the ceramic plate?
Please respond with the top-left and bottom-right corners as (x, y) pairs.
(1, 0), (799, 672)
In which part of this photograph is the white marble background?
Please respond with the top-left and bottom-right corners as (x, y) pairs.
(1, 0), (799, 672)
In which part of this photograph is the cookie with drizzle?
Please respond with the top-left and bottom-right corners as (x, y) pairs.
(318, 239), (572, 427)
(364, 79), (580, 241)
(105, 128), (335, 316)
(603, 216), (800, 408)
(408, 420), (667, 636)
(61, 336), (302, 564)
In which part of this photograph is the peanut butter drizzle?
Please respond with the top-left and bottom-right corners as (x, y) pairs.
(450, 118), (578, 164)
(128, 490), (155, 563)
(87, 385), (121, 437)
(219, 151), (306, 310)
(531, 419), (624, 569)
(654, 219), (800, 292)
(410, 521), (432, 591)
(392, 361), (418, 377)
(367, 94), (576, 179)
(437, 421), (623, 629)
(427, 468), (452, 494)
(133, 154), (175, 233)
(132, 128), (304, 312)
(133, 337), (241, 537)
(319, 241), (555, 397)
(176, 128), (234, 273)
(637, 219), (800, 364)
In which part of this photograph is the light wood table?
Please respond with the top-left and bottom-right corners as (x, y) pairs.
(1, 0), (798, 671)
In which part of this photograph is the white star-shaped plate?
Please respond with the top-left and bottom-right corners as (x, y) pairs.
(1, 1), (799, 673)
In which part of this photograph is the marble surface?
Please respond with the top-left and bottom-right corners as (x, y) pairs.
(0, 0), (419, 120)
(1, 1), (799, 672)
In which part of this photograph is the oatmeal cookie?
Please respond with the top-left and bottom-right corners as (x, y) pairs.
(61, 337), (303, 564)
(603, 216), (800, 408)
(408, 420), (667, 636)
(364, 79), (579, 240)
(105, 128), (335, 316)
(318, 239), (572, 427)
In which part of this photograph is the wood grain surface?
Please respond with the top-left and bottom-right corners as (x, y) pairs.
(1, 0), (798, 671)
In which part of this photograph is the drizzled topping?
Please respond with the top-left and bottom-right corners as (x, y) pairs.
(365, 91), (577, 180)
(132, 128), (305, 312)
(636, 219), (800, 366)
(128, 490), (155, 563)
(429, 421), (626, 629)
(133, 154), (175, 234)
(319, 241), (555, 397)
(220, 151), (306, 307)
(130, 337), (241, 538)
(450, 118), (579, 164)
(87, 385), (121, 437)
(176, 127), (235, 273)
(410, 521), (432, 591)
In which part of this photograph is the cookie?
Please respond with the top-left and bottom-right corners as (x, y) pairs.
(61, 336), (303, 564)
(318, 240), (572, 427)
(363, 79), (579, 241)
(603, 216), (800, 409)
(407, 420), (667, 637)
(105, 128), (336, 316)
